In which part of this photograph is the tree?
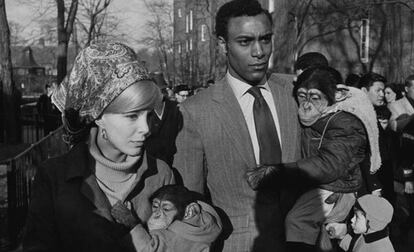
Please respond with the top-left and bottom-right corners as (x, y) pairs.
(142, 0), (173, 85)
(56, 0), (78, 84)
(273, 0), (414, 77)
(0, 0), (20, 143)
(75, 0), (114, 47)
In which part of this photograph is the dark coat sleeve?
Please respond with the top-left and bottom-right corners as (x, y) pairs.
(296, 112), (367, 184)
(23, 165), (59, 252)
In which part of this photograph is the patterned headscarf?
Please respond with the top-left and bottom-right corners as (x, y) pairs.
(52, 42), (151, 124)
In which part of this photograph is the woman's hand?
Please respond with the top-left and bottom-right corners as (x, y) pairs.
(111, 201), (140, 229)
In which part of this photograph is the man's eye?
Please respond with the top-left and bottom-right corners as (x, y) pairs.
(261, 37), (272, 44)
(238, 40), (249, 46)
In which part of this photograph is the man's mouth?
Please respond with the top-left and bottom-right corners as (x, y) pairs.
(250, 63), (267, 70)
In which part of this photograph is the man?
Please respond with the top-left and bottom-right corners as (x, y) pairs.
(358, 73), (393, 202)
(145, 90), (182, 167)
(173, 0), (301, 251)
(388, 75), (414, 234)
(174, 85), (190, 103)
(36, 82), (61, 135)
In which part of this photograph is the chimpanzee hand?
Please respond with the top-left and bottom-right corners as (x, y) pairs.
(245, 164), (282, 190)
(111, 201), (140, 230)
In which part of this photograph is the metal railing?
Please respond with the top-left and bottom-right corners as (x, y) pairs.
(0, 127), (68, 250)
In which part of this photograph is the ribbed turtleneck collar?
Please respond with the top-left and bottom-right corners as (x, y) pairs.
(89, 127), (140, 181)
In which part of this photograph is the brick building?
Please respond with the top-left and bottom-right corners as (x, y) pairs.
(173, 0), (414, 85)
(172, 0), (275, 88)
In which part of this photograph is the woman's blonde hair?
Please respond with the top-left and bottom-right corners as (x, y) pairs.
(104, 80), (162, 114)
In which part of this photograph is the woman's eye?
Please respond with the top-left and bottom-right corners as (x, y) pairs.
(125, 114), (139, 119)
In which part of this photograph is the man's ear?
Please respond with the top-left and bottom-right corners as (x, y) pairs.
(183, 202), (201, 220)
(218, 36), (227, 54)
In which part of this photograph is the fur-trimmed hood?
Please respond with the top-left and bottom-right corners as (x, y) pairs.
(324, 85), (381, 173)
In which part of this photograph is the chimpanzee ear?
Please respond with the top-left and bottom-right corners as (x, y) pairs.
(183, 202), (201, 220)
(335, 84), (349, 102)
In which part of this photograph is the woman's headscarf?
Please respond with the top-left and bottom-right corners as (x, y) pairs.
(52, 42), (151, 124)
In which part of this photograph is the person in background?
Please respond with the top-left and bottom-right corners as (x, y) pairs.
(206, 79), (215, 87)
(358, 73), (394, 204)
(37, 82), (61, 135)
(173, 0), (301, 251)
(326, 194), (395, 252)
(174, 85), (190, 103)
(23, 42), (175, 252)
(145, 86), (182, 168)
(294, 52), (329, 78)
(385, 83), (404, 105)
(345, 73), (361, 88)
(388, 75), (414, 238)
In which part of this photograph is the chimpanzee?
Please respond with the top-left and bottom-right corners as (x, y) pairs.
(111, 185), (222, 252)
(246, 66), (381, 252)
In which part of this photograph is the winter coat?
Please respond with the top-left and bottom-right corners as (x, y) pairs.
(23, 142), (175, 252)
(297, 111), (366, 193)
(130, 201), (222, 252)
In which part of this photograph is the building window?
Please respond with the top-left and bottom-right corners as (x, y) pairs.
(190, 10), (193, 31)
(178, 8), (182, 18)
(360, 18), (370, 64)
(186, 15), (189, 33)
(201, 24), (207, 42)
(186, 40), (189, 52)
(189, 38), (193, 51)
(178, 43), (182, 54)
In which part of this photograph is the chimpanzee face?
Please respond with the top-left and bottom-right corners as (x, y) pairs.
(147, 198), (178, 231)
(296, 87), (329, 126)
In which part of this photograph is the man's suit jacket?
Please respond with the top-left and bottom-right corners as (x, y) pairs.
(173, 74), (301, 252)
(389, 96), (414, 131)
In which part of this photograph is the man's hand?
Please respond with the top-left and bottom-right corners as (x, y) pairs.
(111, 201), (140, 229)
(405, 181), (414, 194)
(245, 164), (282, 190)
(326, 223), (347, 239)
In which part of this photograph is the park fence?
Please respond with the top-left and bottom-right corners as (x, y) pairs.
(0, 127), (68, 250)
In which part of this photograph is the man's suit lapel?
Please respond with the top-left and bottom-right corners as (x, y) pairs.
(268, 74), (296, 162)
(211, 79), (256, 168)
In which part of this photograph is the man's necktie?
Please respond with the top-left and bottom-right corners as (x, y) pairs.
(248, 86), (282, 165)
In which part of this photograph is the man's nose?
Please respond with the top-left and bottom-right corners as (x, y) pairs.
(252, 41), (264, 58)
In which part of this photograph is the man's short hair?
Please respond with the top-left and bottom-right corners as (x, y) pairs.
(174, 85), (190, 94)
(404, 74), (414, 87)
(294, 52), (329, 72)
(215, 0), (272, 40)
(358, 72), (387, 90)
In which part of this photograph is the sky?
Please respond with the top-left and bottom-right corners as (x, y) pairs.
(4, 0), (170, 49)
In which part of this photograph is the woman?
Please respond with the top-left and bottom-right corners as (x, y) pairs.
(23, 42), (175, 252)
(385, 83), (404, 105)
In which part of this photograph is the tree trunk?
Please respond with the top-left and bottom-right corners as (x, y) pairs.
(0, 0), (20, 143)
(56, 0), (78, 84)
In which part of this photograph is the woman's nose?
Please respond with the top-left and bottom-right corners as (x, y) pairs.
(137, 115), (150, 136)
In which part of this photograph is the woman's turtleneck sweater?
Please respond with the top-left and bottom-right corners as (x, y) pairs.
(89, 128), (140, 206)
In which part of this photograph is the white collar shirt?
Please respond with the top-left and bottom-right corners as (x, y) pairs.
(227, 72), (282, 165)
